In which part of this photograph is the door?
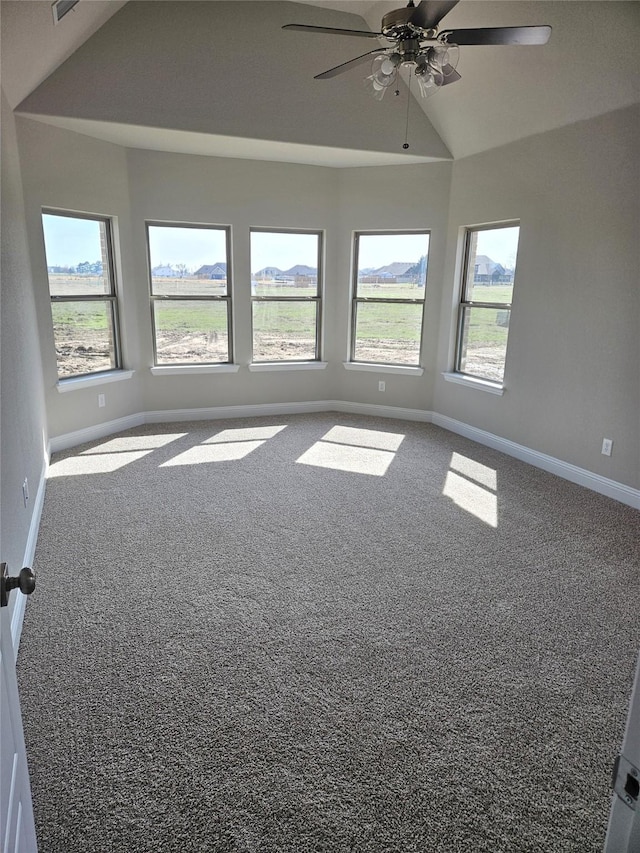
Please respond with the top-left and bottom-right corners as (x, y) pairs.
(606, 650), (640, 852)
(0, 571), (37, 853)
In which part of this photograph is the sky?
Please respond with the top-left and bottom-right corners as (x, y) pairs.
(357, 233), (430, 270)
(147, 225), (228, 270)
(475, 226), (520, 268)
(42, 215), (519, 272)
(42, 214), (104, 266)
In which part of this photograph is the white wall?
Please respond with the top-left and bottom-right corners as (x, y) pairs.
(14, 105), (639, 495)
(434, 105), (640, 489)
(16, 0), (450, 162)
(0, 91), (48, 616)
(17, 117), (144, 439)
(335, 162), (452, 409)
(126, 148), (341, 414)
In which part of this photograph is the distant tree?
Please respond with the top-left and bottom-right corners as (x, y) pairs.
(405, 255), (428, 284)
(77, 261), (92, 275)
(175, 263), (188, 278)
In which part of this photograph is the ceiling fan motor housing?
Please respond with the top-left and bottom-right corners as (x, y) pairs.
(381, 8), (434, 40)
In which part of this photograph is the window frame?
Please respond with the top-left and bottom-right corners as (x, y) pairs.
(350, 229), (430, 367)
(250, 227), (323, 364)
(454, 221), (520, 386)
(43, 208), (123, 381)
(146, 221), (233, 367)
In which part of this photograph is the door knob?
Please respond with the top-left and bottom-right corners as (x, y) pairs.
(1, 563), (36, 607)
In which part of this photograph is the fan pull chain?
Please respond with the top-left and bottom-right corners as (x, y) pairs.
(403, 70), (412, 150)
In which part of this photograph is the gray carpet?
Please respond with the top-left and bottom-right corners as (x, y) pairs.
(17, 413), (640, 852)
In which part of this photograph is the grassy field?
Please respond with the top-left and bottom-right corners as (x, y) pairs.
(48, 275), (512, 374)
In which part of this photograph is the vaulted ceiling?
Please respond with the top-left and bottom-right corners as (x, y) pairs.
(2, 0), (639, 165)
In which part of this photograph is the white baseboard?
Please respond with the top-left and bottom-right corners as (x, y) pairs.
(48, 403), (639, 510)
(145, 401), (431, 423)
(48, 413), (146, 453)
(144, 400), (331, 423)
(11, 458), (48, 653)
(432, 413), (640, 510)
(330, 401), (433, 422)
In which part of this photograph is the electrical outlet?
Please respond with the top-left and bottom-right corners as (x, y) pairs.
(98, 393), (106, 408)
(601, 438), (613, 457)
(22, 478), (29, 507)
(378, 381), (385, 392)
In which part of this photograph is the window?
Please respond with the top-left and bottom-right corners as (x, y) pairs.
(42, 211), (122, 380)
(147, 223), (232, 365)
(351, 231), (429, 366)
(455, 223), (520, 385)
(250, 229), (322, 362)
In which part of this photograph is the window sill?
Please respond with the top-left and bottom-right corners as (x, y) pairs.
(343, 362), (424, 377)
(442, 372), (504, 395)
(150, 364), (240, 376)
(249, 361), (328, 372)
(57, 369), (135, 393)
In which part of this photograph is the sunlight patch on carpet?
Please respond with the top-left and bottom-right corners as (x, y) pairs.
(204, 425), (287, 443)
(443, 452), (498, 528)
(160, 440), (266, 465)
(296, 426), (403, 476)
(48, 450), (152, 477)
(321, 425), (405, 451)
(79, 434), (186, 454)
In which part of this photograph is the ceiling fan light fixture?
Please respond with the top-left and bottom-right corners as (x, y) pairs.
(365, 53), (400, 100)
(433, 44), (460, 76)
(414, 61), (443, 98)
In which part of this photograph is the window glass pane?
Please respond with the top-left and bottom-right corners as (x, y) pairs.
(51, 301), (117, 378)
(356, 233), (428, 299)
(252, 301), (317, 361)
(465, 226), (519, 303)
(42, 214), (112, 295)
(251, 231), (319, 296)
(148, 226), (228, 296)
(153, 300), (229, 364)
(353, 302), (423, 365)
(458, 306), (510, 383)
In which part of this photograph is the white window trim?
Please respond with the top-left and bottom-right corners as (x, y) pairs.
(250, 227), (324, 364)
(57, 369), (134, 393)
(146, 221), (234, 368)
(349, 229), (429, 373)
(249, 361), (328, 372)
(150, 364), (240, 376)
(453, 221), (519, 385)
(442, 372), (504, 395)
(343, 362), (424, 377)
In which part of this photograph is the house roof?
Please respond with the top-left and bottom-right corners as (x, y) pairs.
(375, 262), (416, 277)
(284, 265), (317, 276)
(3, 1), (639, 165)
(194, 263), (227, 275)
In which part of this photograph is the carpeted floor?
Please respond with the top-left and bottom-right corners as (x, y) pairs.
(16, 413), (640, 852)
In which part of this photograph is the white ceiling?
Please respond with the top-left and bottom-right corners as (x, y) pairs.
(2, 0), (639, 164)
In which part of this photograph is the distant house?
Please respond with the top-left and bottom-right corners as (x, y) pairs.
(195, 263), (227, 280)
(254, 267), (282, 279)
(361, 262), (422, 285)
(152, 265), (175, 277)
(473, 255), (512, 284)
(375, 262), (416, 278)
(284, 265), (316, 277)
(283, 264), (317, 286)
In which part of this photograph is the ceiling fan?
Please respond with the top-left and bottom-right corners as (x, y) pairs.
(283, 0), (551, 100)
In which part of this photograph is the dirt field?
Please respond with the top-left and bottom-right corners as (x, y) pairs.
(57, 331), (504, 377)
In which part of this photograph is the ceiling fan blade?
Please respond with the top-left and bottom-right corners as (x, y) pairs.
(440, 66), (461, 86)
(409, 1), (459, 30)
(440, 25), (551, 46)
(282, 23), (383, 39)
(409, 0), (458, 30)
(314, 49), (383, 80)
